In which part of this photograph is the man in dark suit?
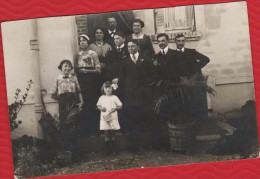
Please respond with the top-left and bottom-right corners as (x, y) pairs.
(153, 33), (210, 150)
(152, 33), (180, 150)
(103, 31), (129, 83)
(174, 33), (210, 78)
(119, 39), (154, 152)
(104, 16), (120, 47)
(154, 33), (179, 81)
(174, 33), (210, 122)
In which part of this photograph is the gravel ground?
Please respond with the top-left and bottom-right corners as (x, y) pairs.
(46, 142), (259, 177)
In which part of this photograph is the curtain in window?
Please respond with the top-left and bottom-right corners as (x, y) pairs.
(162, 6), (195, 31)
(174, 6), (189, 29)
(118, 11), (135, 33)
(86, 14), (106, 42)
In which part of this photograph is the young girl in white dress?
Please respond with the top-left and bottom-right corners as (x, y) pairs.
(97, 81), (122, 155)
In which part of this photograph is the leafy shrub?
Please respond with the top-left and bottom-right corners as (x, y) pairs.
(9, 80), (33, 131)
(12, 135), (56, 178)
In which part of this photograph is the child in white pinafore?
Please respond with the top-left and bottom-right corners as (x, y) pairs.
(97, 81), (122, 156)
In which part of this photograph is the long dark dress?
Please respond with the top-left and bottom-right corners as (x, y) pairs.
(75, 50), (101, 136)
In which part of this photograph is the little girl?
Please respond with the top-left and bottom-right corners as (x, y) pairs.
(51, 59), (83, 156)
(97, 81), (122, 155)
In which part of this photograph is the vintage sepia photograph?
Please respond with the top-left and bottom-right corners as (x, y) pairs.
(1, 1), (259, 178)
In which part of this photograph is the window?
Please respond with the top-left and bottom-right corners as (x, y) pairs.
(163, 6), (195, 31)
(154, 6), (200, 41)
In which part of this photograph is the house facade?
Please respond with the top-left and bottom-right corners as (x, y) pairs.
(2, 1), (254, 139)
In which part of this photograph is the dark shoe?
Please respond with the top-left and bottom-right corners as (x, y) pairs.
(104, 141), (111, 156)
(130, 146), (144, 155)
(111, 141), (118, 156)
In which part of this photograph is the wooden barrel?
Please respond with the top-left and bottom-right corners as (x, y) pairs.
(167, 122), (195, 152)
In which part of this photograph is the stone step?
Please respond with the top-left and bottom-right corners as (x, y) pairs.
(196, 134), (221, 141)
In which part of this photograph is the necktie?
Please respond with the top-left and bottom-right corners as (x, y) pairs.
(132, 54), (136, 63)
(63, 76), (69, 79)
(162, 50), (166, 62)
(117, 47), (121, 52)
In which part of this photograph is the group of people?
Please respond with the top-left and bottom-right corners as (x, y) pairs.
(50, 16), (210, 157)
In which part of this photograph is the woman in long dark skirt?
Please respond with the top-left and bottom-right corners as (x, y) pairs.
(75, 34), (102, 136)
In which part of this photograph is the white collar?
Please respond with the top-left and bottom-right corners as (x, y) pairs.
(177, 47), (185, 52)
(95, 41), (104, 46)
(117, 44), (125, 49)
(132, 33), (144, 39)
(108, 29), (116, 33)
(130, 52), (139, 61)
(161, 46), (169, 54)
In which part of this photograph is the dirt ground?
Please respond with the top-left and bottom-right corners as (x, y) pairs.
(46, 141), (259, 177)
(14, 109), (259, 178)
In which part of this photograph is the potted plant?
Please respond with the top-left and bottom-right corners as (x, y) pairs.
(151, 73), (215, 152)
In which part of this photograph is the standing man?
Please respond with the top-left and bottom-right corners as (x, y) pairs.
(154, 33), (179, 81)
(174, 33), (210, 122)
(152, 33), (179, 150)
(174, 33), (210, 78)
(119, 40), (154, 152)
(103, 31), (129, 83)
(105, 16), (120, 47)
(154, 33), (210, 83)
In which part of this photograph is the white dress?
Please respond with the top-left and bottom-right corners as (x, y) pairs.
(97, 95), (122, 130)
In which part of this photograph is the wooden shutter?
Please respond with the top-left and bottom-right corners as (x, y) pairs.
(154, 8), (165, 33)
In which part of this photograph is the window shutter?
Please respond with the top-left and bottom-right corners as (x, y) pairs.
(133, 10), (140, 18)
(154, 9), (165, 33)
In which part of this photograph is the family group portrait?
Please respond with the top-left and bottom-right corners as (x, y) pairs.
(1, 1), (259, 178)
